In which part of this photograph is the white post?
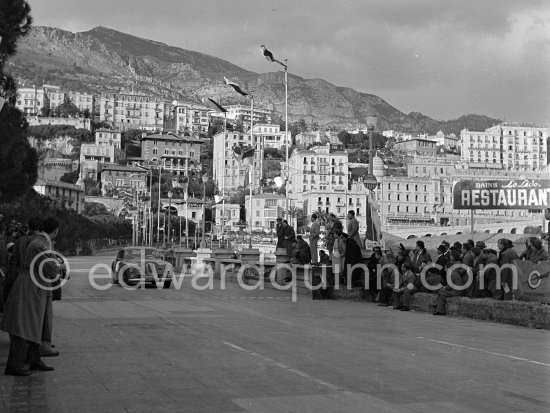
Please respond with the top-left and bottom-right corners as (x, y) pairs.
(222, 112), (227, 248)
(157, 166), (161, 246)
(249, 167), (253, 249)
(249, 95), (254, 249)
(284, 63), (289, 222)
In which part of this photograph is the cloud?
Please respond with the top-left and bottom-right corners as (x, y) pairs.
(29, 0), (550, 123)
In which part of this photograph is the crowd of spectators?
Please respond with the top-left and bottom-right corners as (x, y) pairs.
(273, 211), (549, 314)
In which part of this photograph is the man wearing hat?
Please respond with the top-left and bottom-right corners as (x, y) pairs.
(475, 241), (486, 249)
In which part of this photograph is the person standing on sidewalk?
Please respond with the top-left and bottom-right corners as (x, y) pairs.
(2, 217), (62, 376)
(346, 210), (361, 249)
(309, 214), (321, 264)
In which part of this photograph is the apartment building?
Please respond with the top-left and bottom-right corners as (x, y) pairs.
(211, 104), (272, 126)
(34, 179), (84, 214)
(79, 129), (123, 179)
(295, 131), (339, 148)
(244, 194), (286, 230)
(16, 86), (48, 115)
(172, 102), (211, 134)
(212, 131), (264, 193)
(392, 138), (437, 157)
(100, 92), (165, 131)
(67, 91), (95, 113)
(461, 124), (549, 170)
(100, 165), (148, 194)
(252, 124), (290, 149)
(140, 133), (203, 179)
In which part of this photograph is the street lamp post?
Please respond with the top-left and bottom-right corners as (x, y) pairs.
(366, 116), (377, 176)
(167, 190), (173, 248)
(260, 45), (289, 222)
(200, 174), (208, 249)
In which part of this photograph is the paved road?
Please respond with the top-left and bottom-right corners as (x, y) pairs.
(1, 255), (549, 412)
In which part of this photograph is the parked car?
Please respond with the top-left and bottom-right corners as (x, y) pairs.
(111, 247), (173, 288)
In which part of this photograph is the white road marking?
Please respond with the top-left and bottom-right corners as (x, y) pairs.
(223, 341), (351, 393)
(419, 337), (550, 368)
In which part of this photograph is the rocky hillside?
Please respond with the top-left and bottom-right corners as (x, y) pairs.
(7, 26), (501, 133)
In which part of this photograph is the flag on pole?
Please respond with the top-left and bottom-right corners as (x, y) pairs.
(224, 76), (248, 96)
(260, 45), (287, 68)
(202, 97), (227, 113)
(365, 192), (382, 242)
(232, 145), (255, 166)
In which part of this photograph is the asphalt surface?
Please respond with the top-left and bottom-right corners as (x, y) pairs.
(0, 255), (549, 412)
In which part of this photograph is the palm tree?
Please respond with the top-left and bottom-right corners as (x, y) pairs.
(285, 206), (303, 230)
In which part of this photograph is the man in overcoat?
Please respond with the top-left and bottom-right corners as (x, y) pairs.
(2, 218), (62, 375)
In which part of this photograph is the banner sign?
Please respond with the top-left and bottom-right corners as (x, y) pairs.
(514, 260), (550, 304)
(453, 179), (550, 210)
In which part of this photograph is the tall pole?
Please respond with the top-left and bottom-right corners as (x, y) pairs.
(249, 95), (254, 249)
(185, 193), (189, 249)
(249, 167), (253, 249)
(201, 181), (206, 248)
(179, 216), (182, 247)
(470, 209), (475, 235)
(222, 112), (227, 248)
(368, 126), (374, 175)
(157, 165), (161, 245)
(167, 195), (172, 248)
(284, 63), (289, 222)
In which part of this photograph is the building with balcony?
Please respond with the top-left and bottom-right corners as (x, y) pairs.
(212, 131), (264, 194)
(252, 124), (290, 149)
(95, 129), (122, 148)
(170, 102), (211, 134)
(100, 165), (148, 195)
(100, 92), (165, 131)
(140, 133), (203, 180)
(33, 179), (84, 214)
(211, 104), (272, 126)
(80, 144), (118, 179)
(461, 124), (549, 171)
(392, 138), (437, 157)
(213, 203), (241, 228)
(244, 194), (286, 230)
(67, 91), (95, 113)
(284, 144), (349, 197)
(16, 86), (49, 115)
(295, 130), (340, 148)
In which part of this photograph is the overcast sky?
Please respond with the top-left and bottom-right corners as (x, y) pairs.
(30, 0), (549, 125)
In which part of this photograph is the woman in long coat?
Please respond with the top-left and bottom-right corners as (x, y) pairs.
(2, 225), (58, 374)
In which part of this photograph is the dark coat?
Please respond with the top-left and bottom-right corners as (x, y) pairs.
(275, 223), (284, 249)
(282, 225), (296, 258)
(2, 233), (57, 343)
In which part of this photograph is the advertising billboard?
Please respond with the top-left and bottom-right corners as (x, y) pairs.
(452, 179), (550, 210)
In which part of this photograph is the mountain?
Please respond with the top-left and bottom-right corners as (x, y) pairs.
(7, 26), (501, 134)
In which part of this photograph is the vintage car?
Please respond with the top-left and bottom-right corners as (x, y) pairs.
(111, 247), (173, 288)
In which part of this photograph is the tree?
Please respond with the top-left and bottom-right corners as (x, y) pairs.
(0, 0), (37, 201)
(55, 101), (79, 117)
(60, 170), (79, 184)
(82, 109), (91, 119)
(83, 202), (110, 216)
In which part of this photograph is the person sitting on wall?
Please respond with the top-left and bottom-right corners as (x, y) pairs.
(433, 250), (468, 315)
(290, 236), (311, 265)
(392, 261), (416, 311)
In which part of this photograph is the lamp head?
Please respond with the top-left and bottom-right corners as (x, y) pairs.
(167, 190), (173, 198)
(172, 100), (178, 106)
(274, 176), (285, 188)
(202, 174), (208, 184)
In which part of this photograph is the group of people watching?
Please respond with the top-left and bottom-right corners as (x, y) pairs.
(0, 218), (66, 376)
(275, 212), (549, 315)
(375, 236), (548, 315)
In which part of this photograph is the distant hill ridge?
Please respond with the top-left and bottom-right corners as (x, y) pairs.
(8, 25), (502, 134)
